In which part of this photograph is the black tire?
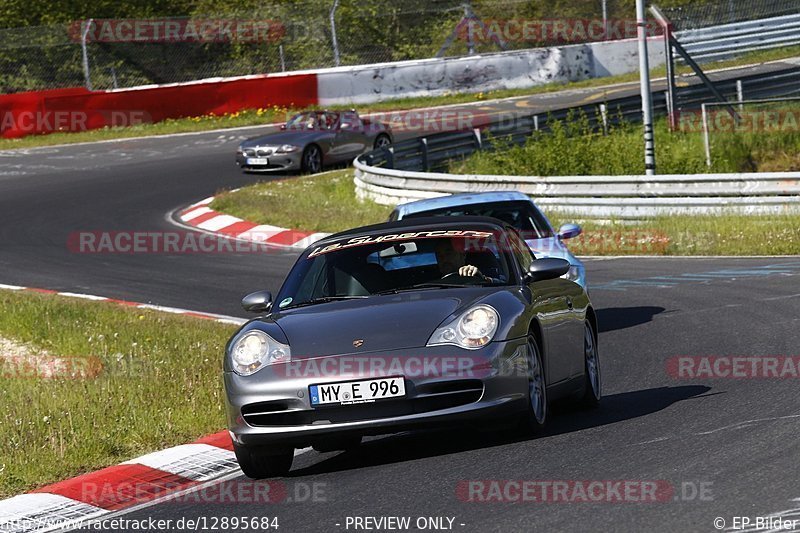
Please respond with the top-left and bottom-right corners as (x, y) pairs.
(520, 333), (548, 433)
(373, 134), (391, 150)
(301, 144), (323, 174)
(579, 320), (602, 408)
(234, 443), (294, 479)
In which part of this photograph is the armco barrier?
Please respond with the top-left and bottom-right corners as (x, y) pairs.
(0, 73), (317, 138)
(353, 163), (800, 218)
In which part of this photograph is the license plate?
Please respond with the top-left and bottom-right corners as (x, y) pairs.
(246, 157), (268, 165)
(310, 376), (405, 406)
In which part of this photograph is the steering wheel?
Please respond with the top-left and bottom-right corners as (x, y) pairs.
(440, 272), (476, 283)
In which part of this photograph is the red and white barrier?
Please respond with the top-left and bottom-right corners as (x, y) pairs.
(0, 38), (665, 139)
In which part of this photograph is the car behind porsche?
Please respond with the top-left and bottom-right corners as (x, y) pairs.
(224, 217), (601, 478)
(236, 110), (392, 173)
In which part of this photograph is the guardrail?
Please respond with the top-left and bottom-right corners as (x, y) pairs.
(354, 64), (800, 217)
(675, 14), (800, 63)
(354, 164), (800, 218)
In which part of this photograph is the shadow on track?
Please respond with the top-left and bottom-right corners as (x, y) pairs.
(597, 306), (666, 333)
(287, 385), (711, 477)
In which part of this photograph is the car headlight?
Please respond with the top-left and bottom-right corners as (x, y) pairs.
(231, 330), (291, 376)
(427, 304), (499, 350)
(276, 144), (299, 153)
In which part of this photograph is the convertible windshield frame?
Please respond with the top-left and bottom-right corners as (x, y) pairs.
(402, 200), (554, 239)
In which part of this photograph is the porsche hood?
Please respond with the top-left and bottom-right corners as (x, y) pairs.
(269, 290), (492, 358)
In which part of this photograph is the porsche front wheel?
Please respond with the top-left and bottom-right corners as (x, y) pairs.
(234, 443), (294, 479)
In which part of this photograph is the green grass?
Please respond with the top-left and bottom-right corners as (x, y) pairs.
(546, 214), (800, 256)
(450, 103), (800, 176)
(2, 45), (799, 151)
(0, 291), (235, 497)
(211, 169), (392, 233)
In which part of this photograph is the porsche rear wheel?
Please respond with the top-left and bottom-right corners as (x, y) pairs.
(234, 443), (294, 479)
(301, 144), (322, 174)
(521, 333), (548, 433)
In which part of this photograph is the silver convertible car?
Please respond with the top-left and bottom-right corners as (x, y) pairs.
(236, 110), (392, 173)
(224, 217), (601, 478)
(390, 191), (587, 288)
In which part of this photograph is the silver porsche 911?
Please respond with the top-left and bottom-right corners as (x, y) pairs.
(224, 217), (601, 478)
(235, 110), (392, 173)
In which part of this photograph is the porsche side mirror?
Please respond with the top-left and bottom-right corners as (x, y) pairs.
(339, 122), (352, 130)
(558, 223), (582, 240)
(242, 290), (273, 313)
(280, 124), (287, 130)
(527, 258), (570, 282)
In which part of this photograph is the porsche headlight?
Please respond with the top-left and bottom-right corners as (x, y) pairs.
(427, 304), (499, 350)
(276, 144), (299, 153)
(231, 330), (290, 376)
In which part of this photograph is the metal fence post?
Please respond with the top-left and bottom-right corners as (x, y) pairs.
(736, 80), (744, 112)
(330, 0), (341, 67)
(81, 19), (93, 91)
(651, 6), (677, 131)
(637, 0), (656, 175)
(421, 138), (430, 171)
(702, 103), (712, 167)
(599, 104), (608, 134)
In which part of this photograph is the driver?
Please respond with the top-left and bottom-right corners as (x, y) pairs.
(434, 239), (492, 282)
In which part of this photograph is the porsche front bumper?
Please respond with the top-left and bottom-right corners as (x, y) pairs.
(224, 339), (530, 448)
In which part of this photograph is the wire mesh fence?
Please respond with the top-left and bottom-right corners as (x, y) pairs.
(0, 0), (797, 94)
(660, 0), (800, 31)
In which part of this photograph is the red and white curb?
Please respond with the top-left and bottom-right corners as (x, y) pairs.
(0, 284), (246, 326)
(178, 197), (330, 250)
(0, 432), (236, 532)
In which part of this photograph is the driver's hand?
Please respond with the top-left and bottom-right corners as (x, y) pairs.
(458, 265), (481, 277)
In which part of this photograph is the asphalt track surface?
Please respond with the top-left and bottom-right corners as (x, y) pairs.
(1, 61), (799, 532)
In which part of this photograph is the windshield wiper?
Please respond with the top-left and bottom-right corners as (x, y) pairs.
(376, 282), (474, 295)
(283, 295), (367, 309)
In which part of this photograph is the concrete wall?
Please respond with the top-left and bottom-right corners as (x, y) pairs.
(317, 37), (666, 106)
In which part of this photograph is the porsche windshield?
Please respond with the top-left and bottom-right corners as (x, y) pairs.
(276, 233), (512, 309)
